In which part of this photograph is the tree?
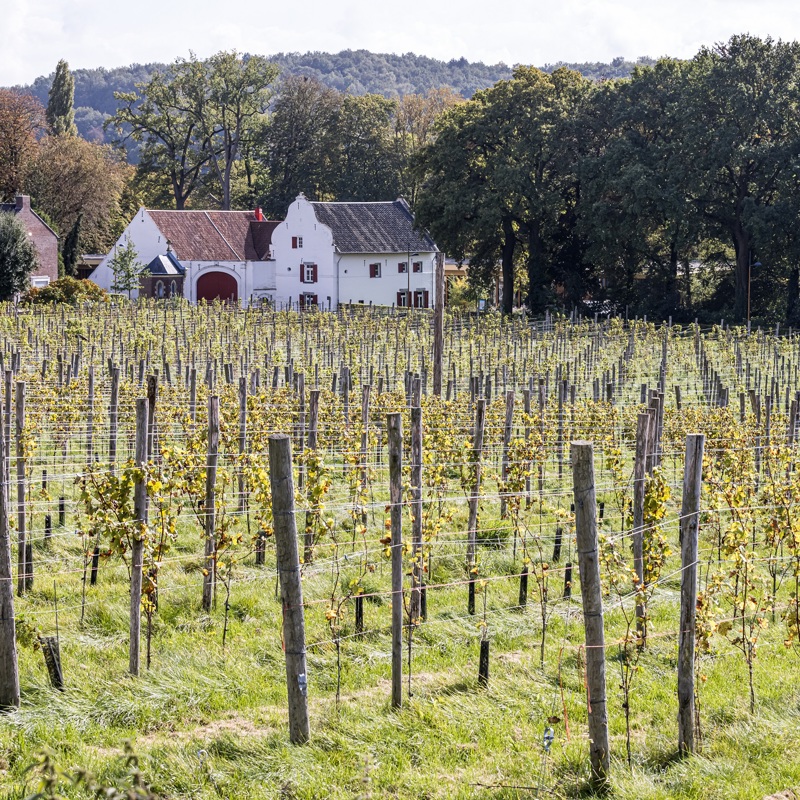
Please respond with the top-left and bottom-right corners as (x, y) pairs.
(110, 57), (215, 210)
(26, 135), (130, 253)
(108, 237), (145, 299)
(395, 87), (462, 204)
(46, 60), (77, 136)
(579, 59), (701, 317)
(678, 35), (800, 321)
(416, 67), (591, 314)
(260, 75), (341, 216)
(0, 212), (39, 299)
(333, 94), (401, 201)
(202, 51), (280, 210)
(62, 212), (82, 277)
(0, 90), (45, 201)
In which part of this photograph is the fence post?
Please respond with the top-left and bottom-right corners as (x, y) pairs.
(678, 433), (705, 755)
(129, 397), (148, 676)
(0, 390), (19, 709)
(410, 379), (423, 622)
(269, 433), (310, 744)
(15, 381), (30, 593)
(571, 441), (610, 790)
(388, 412), (404, 709)
(632, 412), (650, 640)
(466, 399), (486, 614)
(202, 396), (219, 613)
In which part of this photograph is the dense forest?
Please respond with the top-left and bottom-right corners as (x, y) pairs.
(10, 52), (655, 144)
(3, 39), (799, 324)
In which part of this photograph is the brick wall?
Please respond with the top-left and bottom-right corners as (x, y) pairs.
(14, 196), (59, 284)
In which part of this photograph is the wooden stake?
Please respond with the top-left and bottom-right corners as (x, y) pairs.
(572, 441), (610, 790)
(202, 396), (219, 612)
(388, 412), (404, 709)
(129, 397), (148, 676)
(269, 434), (310, 744)
(678, 433), (705, 756)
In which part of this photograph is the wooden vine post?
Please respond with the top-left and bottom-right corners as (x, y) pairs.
(410, 379), (423, 623)
(15, 381), (30, 594)
(129, 397), (148, 677)
(466, 399), (486, 615)
(678, 433), (705, 756)
(269, 433), (310, 744)
(387, 412), (404, 709)
(632, 411), (650, 639)
(571, 441), (610, 790)
(0, 398), (19, 709)
(202, 396), (220, 613)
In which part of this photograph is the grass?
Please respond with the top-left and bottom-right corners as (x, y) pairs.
(3, 486), (800, 800)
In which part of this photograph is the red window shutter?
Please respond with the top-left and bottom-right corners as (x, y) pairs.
(423, 290), (430, 308)
(299, 294), (305, 309)
(300, 265), (305, 283)
(413, 261), (422, 273)
(397, 291), (403, 306)
(312, 294), (318, 306)
(370, 264), (376, 278)
(312, 264), (318, 283)
(292, 236), (298, 249)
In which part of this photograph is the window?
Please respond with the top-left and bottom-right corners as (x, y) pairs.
(301, 263), (318, 283)
(413, 261), (423, 273)
(155, 280), (165, 298)
(31, 277), (50, 288)
(369, 263), (381, 278)
(291, 236), (303, 249)
(414, 289), (430, 308)
(170, 280), (177, 296)
(396, 290), (410, 307)
(299, 292), (318, 309)
(398, 261), (408, 274)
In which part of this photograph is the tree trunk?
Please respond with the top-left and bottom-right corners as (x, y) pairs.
(500, 217), (515, 315)
(526, 220), (546, 314)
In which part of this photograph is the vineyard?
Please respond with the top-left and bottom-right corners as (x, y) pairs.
(1, 304), (800, 799)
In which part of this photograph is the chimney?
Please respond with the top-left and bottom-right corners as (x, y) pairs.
(254, 207), (264, 222)
(15, 195), (30, 212)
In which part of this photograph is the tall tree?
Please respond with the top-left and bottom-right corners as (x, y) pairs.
(26, 136), (130, 253)
(62, 211), (82, 277)
(109, 59), (213, 210)
(679, 35), (800, 320)
(416, 66), (591, 314)
(202, 51), (280, 209)
(0, 213), (39, 299)
(260, 75), (341, 216)
(333, 94), (401, 201)
(0, 91), (45, 201)
(46, 60), (77, 136)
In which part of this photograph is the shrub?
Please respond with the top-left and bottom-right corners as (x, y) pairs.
(22, 276), (109, 306)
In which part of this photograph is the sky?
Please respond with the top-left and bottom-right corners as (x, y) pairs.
(3, 0), (799, 86)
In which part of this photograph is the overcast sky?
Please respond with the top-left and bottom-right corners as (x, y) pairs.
(3, 0), (798, 86)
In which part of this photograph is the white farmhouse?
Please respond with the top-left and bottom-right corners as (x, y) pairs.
(273, 194), (439, 310)
(89, 195), (439, 309)
(90, 208), (278, 303)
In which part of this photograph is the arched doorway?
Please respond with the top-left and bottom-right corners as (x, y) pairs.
(196, 271), (238, 303)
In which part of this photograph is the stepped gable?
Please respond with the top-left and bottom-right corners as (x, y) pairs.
(147, 210), (278, 261)
(310, 199), (436, 254)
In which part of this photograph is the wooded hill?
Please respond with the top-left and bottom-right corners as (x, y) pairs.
(11, 51), (649, 144)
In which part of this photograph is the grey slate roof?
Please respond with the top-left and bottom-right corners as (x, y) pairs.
(146, 253), (185, 275)
(310, 199), (437, 254)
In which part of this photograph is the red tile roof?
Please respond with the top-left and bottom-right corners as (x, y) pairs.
(147, 210), (278, 261)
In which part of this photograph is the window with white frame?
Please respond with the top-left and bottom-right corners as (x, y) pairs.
(398, 261), (408, 274)
(369, 262), (381, 278)
(303, 263), (318, 283)
(412, 260), (423, 273)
